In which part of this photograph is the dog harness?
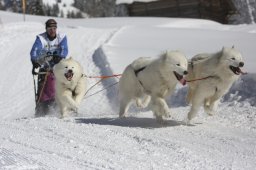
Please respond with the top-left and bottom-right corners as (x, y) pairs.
(134, 66), (146, 76)
(134, 66), (152, 94)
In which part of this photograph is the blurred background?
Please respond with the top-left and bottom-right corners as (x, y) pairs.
(0, 0), (255, 24)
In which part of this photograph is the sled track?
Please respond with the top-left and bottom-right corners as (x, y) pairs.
(0, 148), (47, 170)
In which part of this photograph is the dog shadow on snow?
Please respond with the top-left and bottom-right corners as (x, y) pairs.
(75, 117), (187, 128)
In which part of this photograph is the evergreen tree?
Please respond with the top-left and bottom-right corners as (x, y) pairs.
(73, 0), (126, 17)
(4, 0), (21, 13)
(11, 0), (19, 13)
(60, 10), (64, 18)
(43, 4), (52, 16)
(75, 11), (83, 18)
(26, 0), (44, 16)
(52, 3), (59, 17)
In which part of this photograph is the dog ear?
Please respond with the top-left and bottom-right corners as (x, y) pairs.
(222, 46), (227, 53)
(160, 51), (168, 61)
(221, 47), (226, 56)
(67, 57), (72, 60)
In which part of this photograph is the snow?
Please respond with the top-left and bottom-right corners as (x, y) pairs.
(0, 11), (256, 170)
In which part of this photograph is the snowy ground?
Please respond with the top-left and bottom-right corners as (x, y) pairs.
(0, 11), (256, 170)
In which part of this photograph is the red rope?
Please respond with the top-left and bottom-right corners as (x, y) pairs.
(83, 74), (121, 98)
(185, 76), (213, 83)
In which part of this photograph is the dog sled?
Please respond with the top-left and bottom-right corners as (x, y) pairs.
(32, 50), (62, 117)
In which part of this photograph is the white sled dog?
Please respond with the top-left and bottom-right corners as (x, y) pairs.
(53, 57), (87, 117)
(186, 46), (245, 122)
(119, 51), (188, 123)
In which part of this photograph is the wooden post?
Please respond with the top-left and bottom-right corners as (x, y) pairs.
(22, 0), (26, 21)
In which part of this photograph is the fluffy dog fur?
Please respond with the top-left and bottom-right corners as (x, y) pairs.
(53, 57), (87, 117)
(119, 51), (188, 123)
(186, 47), (245, 122)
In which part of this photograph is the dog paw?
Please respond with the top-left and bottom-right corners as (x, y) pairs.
(61, 113), (68, 119)
(207, 110), (216, 116)
(156, 116), (165, 124)
(183, 118), (192, 126)
(183, 117), (199, 126)
(163, 111), (171, 118)
(136, 99), (143, 108)
(71, 106), (78, 113)
(119, 113), (126, 118)
(69, 102), (78, 112)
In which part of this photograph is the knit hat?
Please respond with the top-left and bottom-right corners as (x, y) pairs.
(45, 19), (57, 28)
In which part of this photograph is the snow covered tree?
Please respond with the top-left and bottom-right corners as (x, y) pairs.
(26, 0), (44, 16)
(73, 0), (127, 17)
(43, 2), (59, 17)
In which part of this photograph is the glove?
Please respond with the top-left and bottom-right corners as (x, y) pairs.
(32, 66), (37, 75)
(32, 61), (40, 69)
(32, 61), (40, 75)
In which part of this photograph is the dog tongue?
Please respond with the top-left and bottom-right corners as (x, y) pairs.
(240, 69), (247, 75)
(67, 76), (72, 81)
(180, 78), (186, 86)
(65, 72), (73, 81)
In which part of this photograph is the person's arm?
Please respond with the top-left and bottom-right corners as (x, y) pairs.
(59, 36), (68, 59)
(30, 36), (43, 62)
(30, 36), (43, 74)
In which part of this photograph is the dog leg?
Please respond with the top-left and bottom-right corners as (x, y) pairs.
(156, 115), (164, 124)
(74, 93), (84, 109)
(119, 97), (131, 118)
(141, 95), (151, 108)
(150, 97), (170, 123)
(62, 91), (78, 111)
(74, 77), (87, 107)
(204, 98), (219, 116)
(187, 93), (204, 121)
(60, 106), (69, 118)
(136, 95), (150, 108)
(186, 88), (192, 104)
(204, 88), (223, 116)
(136, 98), (143, 108)
(187, 105), (200, 121)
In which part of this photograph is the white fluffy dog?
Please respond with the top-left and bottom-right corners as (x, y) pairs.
(186, 47), (245, 122)
(53, 57), (87, 117)
(119, 51), (188, 123)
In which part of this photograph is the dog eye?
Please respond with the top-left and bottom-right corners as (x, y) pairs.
(176, 64), (180, 66)
(231, 58), (235, 60)
(65, 66), (68, 68)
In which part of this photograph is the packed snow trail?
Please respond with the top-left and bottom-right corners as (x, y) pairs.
(0, 107), (256, 170)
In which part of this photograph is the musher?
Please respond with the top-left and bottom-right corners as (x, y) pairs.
(30, 19), (68, 117)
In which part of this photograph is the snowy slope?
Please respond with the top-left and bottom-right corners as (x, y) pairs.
(0, 11), (256, 170)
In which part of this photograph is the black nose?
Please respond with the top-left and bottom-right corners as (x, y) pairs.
(184, 70), (188, 75)
(239, 62), (244, 67)
(68, 69), (73, 73)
